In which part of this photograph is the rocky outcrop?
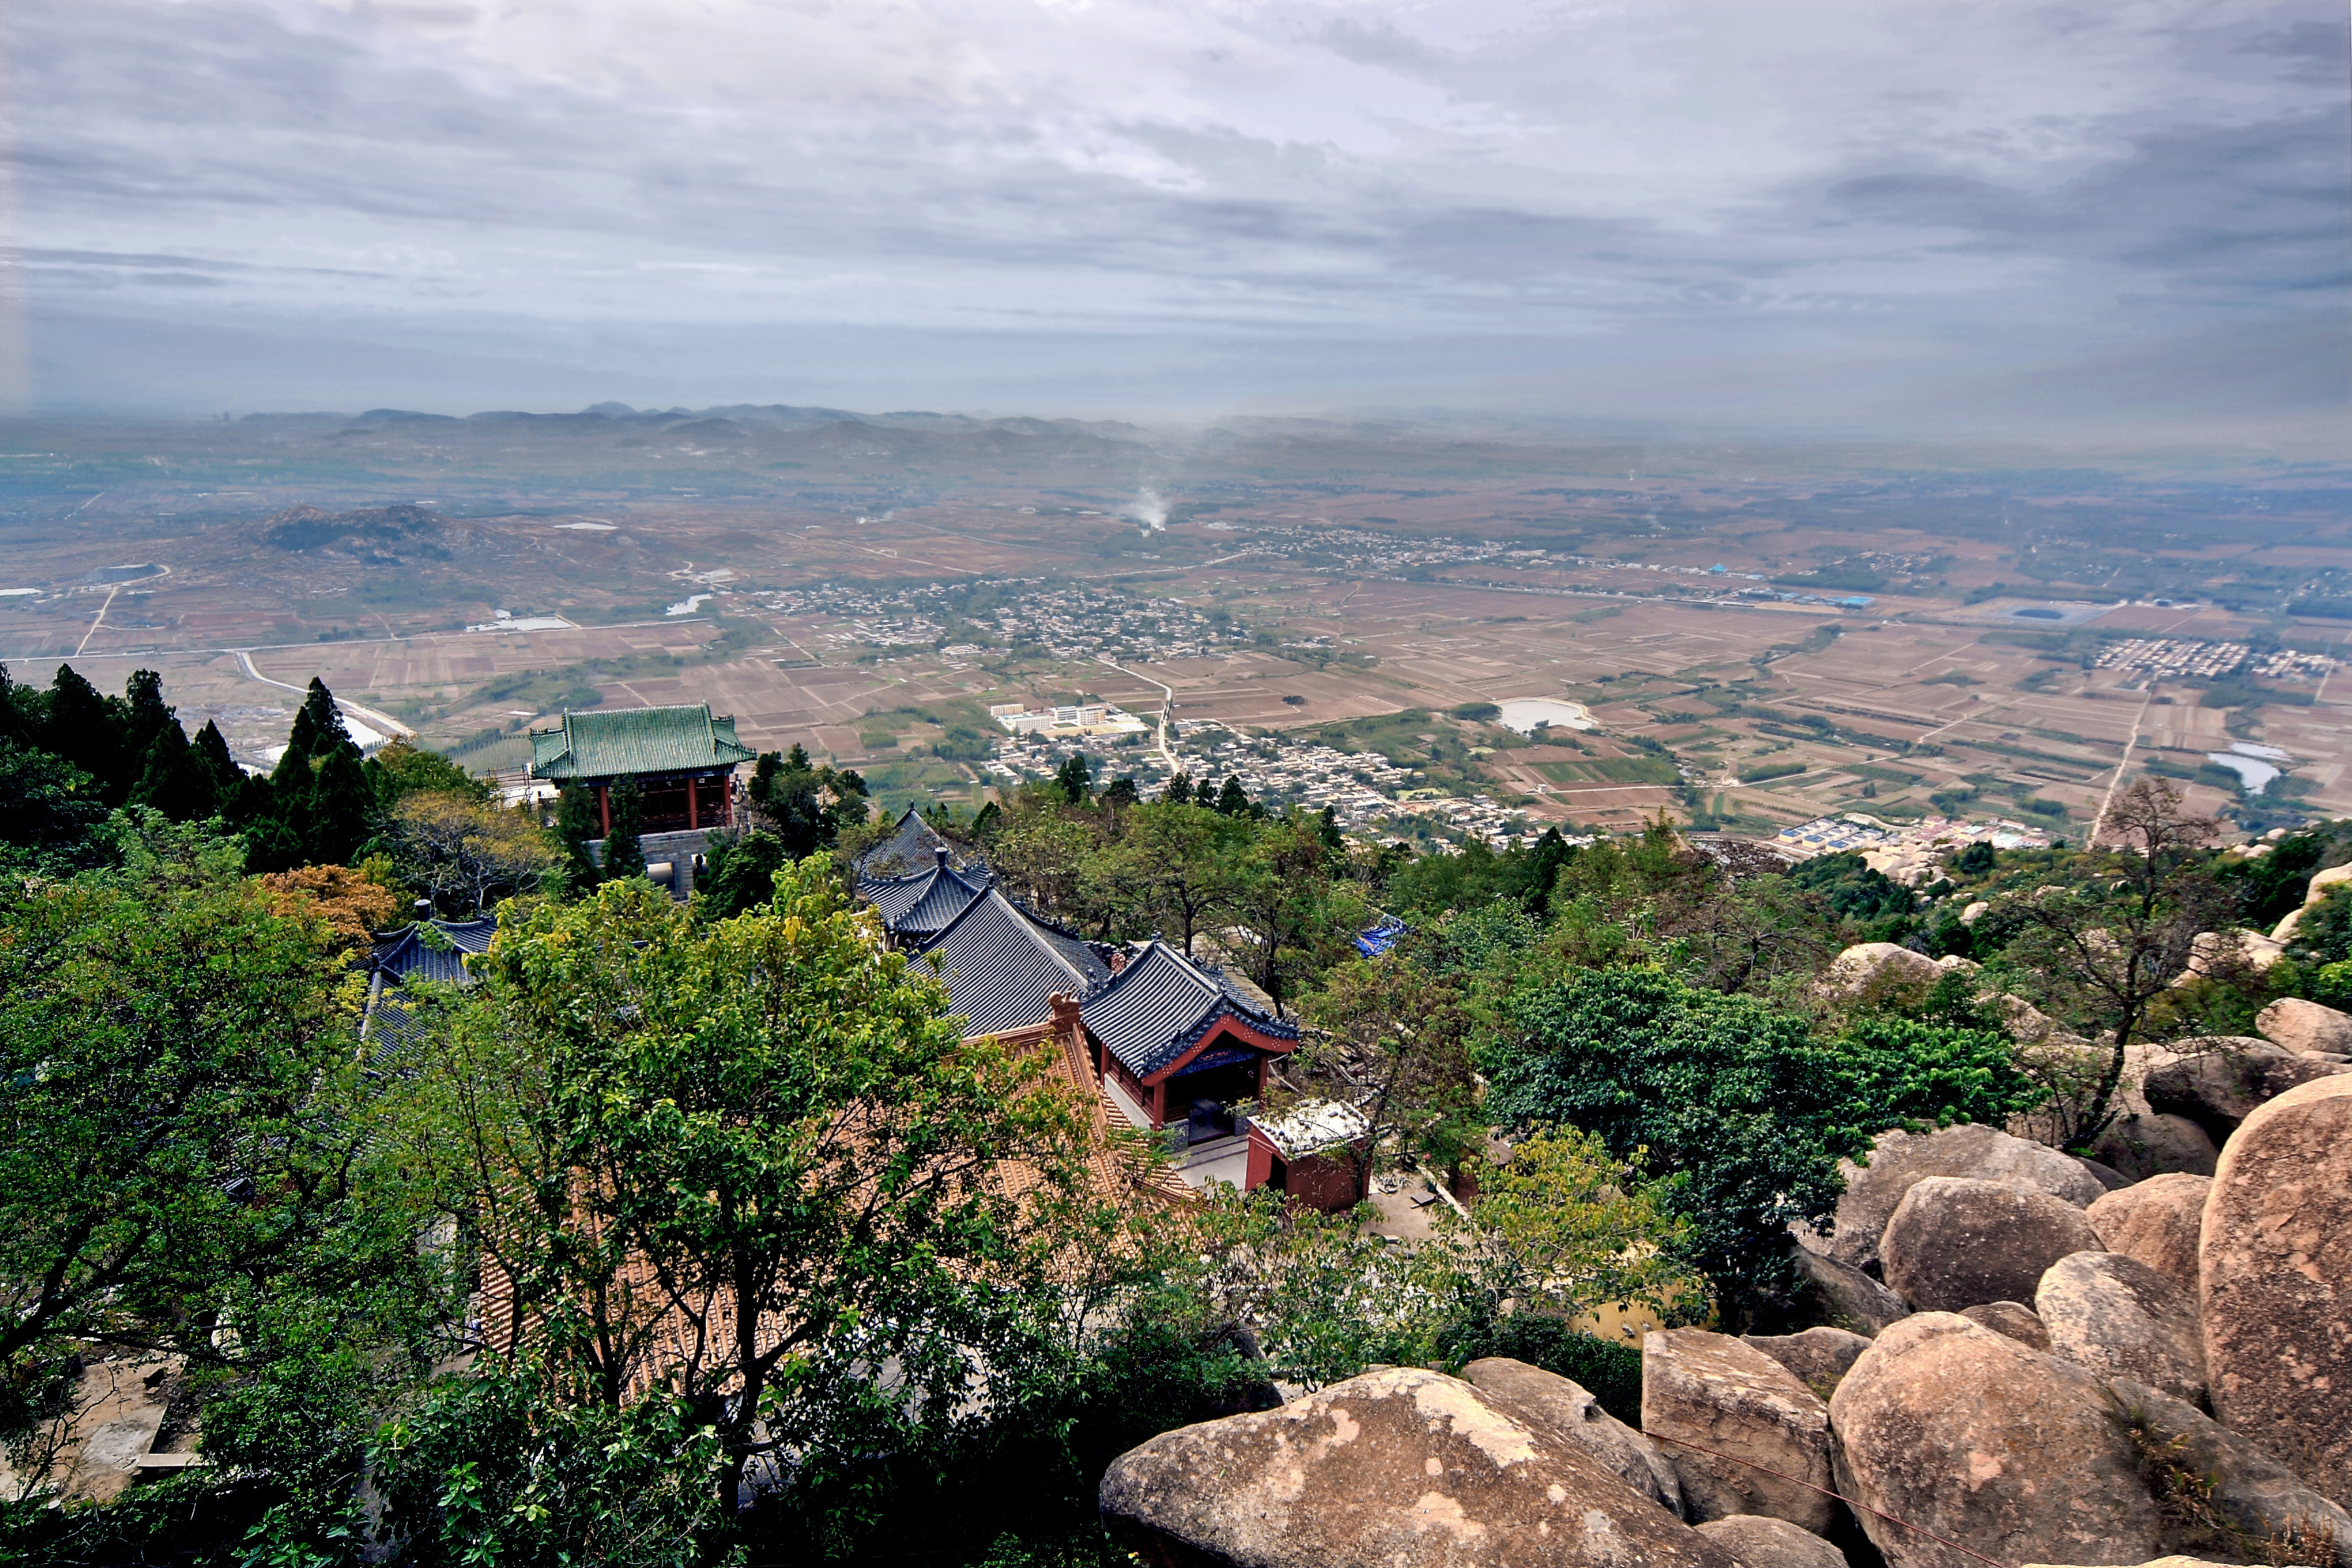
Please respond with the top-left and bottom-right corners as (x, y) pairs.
(2035, 1252), (2206, 1406)
(1741, 1327), (1870, 1399)
(2089, 1109), (2219, 1182)
(2200, 1073), (2352, 1505)
(1880, 1177), (2103, 1313)
(2255, 996), (2352, 1057)
(1641, 1330), (1837, 1535)
(1830, 1313), (2170, 1567)
(1460, 1357), (1683, 1518)
(1692, 1514), (1847, 1568)
(1097, 1367), (1739, 1567)
(1957, 1301), (2051, 1351)
(2087, 1174), (2210, 1294)
(1791, 1247), (1910, 1336)
(2143, 1037), (2348, 1143)
(1812, 1124), (2105, 1274)
(2110, 1379), (2352, 1562)
(1820, 941), (1942, 1004)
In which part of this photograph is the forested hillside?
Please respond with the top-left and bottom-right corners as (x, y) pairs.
(5, 662), (2352, 1565)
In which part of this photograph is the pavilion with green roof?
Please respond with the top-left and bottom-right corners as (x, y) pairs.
(527, 703), (757, 835)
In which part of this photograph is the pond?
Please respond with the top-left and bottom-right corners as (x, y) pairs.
(1497, 698), (1598, 736)
(2206, 745), (2284, 794)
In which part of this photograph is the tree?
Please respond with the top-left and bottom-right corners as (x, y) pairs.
(602, 779), (648, 881)
(387, 794), (565, 913)
(127, 718), (219, 823)
(1222, 815), (1369, 1014)
(1213, 774), (1252, 817)
(554, 783), (605, 892)
(1088, 802), (1237, 956)
(305, 745), (377, 866)
(1992, 778), (2225, 1146)
(192, 719), (240, 798)
(365, 740), (489, 810)
(1102, 776), (1140, 809)
(431, 864), (1111, 1503)
(0, 854), (422, 1485)
(0, 742), (108, 864)
(1162, 772), (1194, 806)
(40, 664), (129, 802)
(695, 829), (791, 921)
(748, 748), (866, 858)
(1294, 951), (1479, 1200)
(121, 668), (175, 764)
(1054, 753), (1092, 804)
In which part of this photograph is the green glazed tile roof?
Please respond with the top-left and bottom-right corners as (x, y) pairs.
(527, 704), (757, 780)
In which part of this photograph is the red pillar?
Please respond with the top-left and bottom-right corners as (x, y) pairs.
(597, 783), (611, 835)
(688, 774), (700, 830)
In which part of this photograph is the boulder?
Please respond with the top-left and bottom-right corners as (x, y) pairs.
(1958, 900), (1989, 925)
(1460, 1357), (1682, 1518)
(2036, 1252), (2206, 1406)
(2145, 1038), (2349, 1143)
(1790, 1247), (1910, 1337)
(1830, 1313), (2170, 1567)
(1692, 1515), (1846, 1568)
(1096, 1367), (1739, 1568)
(2089, 1109), (2219, 1182)
(2200, 1073), (2352, 1505)
(1880, 1176), (2104, 1313)
(2074, 1155), (2132, 1191)
(1956, 1301), (2051, 1352)
(2086, 1173), (2210, 1293)
(1740, 1327), (1870, 1399)
(2110, 1379), (2352, 1562)
(2255, 996), (2352, 1057)
(1641, 1329), (1836, 1535)
(2179, 929), (2285, 979)
(1820, 941), (1942, 1004)
(2308, 862), (2352, 901)
(1814, 1124), (2106, 1274)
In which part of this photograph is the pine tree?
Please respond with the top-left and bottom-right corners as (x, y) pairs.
(193, 721), (240, 798)
(297, 677), (353, 755)
(1054, 753), (1092, 804)
(602, 780), (648, 881)
(129, 721), (219, 823)
(0, 662), (40, 747)
(1162, 772), (1193, 806)
(43, 664), (130, 802)
(122, 670), (175, 762)
(555, 783), (604, 892)
(1214, 774), (1250, 816)
(304, 747), (376, 865)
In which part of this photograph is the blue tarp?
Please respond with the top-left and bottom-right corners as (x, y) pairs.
(1355, 917), (1408, 958)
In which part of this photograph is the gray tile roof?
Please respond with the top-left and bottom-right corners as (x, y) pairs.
(855, 806), (979, 879)
(858, 855), (994, 939)
(1082, 941), (1296, 1080)
(909, 888), (1111, 1039)
(368, 917), (498, 986)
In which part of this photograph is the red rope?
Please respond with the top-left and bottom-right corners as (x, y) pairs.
(1646, 1430), (2010, 1567)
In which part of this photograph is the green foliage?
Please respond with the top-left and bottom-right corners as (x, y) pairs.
(1443, 1319), (1643, 1426)
(693, 829), (791, 921)
(602, 778), (649, 879)
(365, 740), (490, 811)
(1487, 966), (1903, 1322)
(0, 739), (109, 867)
(747, 747), (868, 858)
(1788, 850), (1916, 922)
(1054, 753), (1092, 804)
(2287, 883), (2352, 965)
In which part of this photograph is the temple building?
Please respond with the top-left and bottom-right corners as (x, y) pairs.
(527, 704), (756, 835)
(856, 840), (1312, 1202)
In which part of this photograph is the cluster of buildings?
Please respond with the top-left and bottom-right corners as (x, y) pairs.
(2093, 638), (2254, 681)
(2245, 647), (2336, 681)
(990, 701), (1151, 739)
(1174, 720), (1416, 830)
(755, 577), (1250, 664)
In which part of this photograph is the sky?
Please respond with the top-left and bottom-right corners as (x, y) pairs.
(5, 0), (2347, 439)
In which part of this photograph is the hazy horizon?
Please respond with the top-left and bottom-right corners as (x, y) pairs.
(10, 0), (2347, 443)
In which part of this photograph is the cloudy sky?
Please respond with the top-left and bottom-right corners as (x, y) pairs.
(7, 0), (2347, 436)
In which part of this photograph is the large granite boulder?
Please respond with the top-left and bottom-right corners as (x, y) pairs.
(2089, 1109), (2220, 1182)
(1097, 1367), (1739, 1568)
(2036, 1252), (2206, 1406)
(1880, 1176), (2104, 1313)
(2086, 1173), (2210, 1293)
(2110, 1379), (2352, 1562)
(1790, 1247), (1909, 1336)
(1819, 941), (1942, 1004)
(2200, 1073), (2352, 1505)
(1460, 1356), (1683, 1518)
(1956, 1301), (2051, 1351)
(1692, 1515), (1846, 1568)
(2143, 1037), (2349, 1143)
(1640, 1329), (1836, 1535)
(1812, 1124), (2106, 1274)
(1740, 1327), (1870, 1400)
(2255, 995), (2352, 1057)
(1830, 1313), (2170, 1567)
